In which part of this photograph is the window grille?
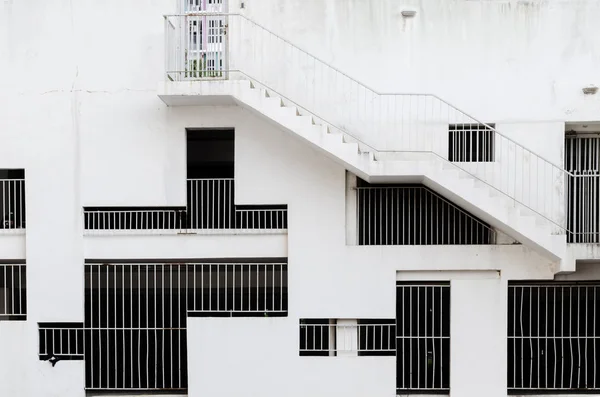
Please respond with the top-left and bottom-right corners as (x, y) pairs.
(299, 319), (332, 357)
(396, 282), (450, 392)
(0, 263), (26, 320)
(448, 123), (495, 162)
(508, 283), (600, 392)
(38, 323), (84, 364)
(0, 176), (26, 231)
(356, 183), (496, 245)
(357, 319), (396, 356)
(84, 261), (287, 391)
(299, 319), (395, 356)
(565, 135), (600, 243)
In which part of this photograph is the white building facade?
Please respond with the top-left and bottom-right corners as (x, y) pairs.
(1, 0), (600, 396)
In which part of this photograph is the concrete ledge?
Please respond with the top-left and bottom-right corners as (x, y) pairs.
(84, 233), (287, 259)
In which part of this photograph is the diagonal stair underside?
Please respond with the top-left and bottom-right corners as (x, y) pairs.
(159, 79), (568, 267)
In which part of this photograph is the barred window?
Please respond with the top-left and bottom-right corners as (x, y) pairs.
(396, 282), (450, 393)
(508, 283), (600, 392)
(0, 170), (26, 230)
(85, 260), (287, 391)
(0, 263), (26, 320)
(356, 182), (496, 245)
(299, 319), (395, 357)
(38, 323), (84, 364)
(448, 123), (495, 162)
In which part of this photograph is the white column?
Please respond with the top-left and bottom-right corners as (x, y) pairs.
(336, 319), (358, 357)
(345, 172), (357, 245)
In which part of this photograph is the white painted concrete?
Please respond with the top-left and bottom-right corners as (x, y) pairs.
(188, 317), (396, 397)
(1, 1), (600, 396)
(239, 0), (600, 123)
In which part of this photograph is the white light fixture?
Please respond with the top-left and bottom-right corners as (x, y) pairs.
(401, 9), (417, 17)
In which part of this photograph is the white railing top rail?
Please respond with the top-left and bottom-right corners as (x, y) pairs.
(164, 13), (573, 232)
(164, 13), (567, 171)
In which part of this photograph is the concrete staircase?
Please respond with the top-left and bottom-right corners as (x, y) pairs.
(158, 79), (568, 270)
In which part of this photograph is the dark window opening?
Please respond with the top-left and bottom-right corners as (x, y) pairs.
(357, 319), (396, 357)
(0, 263), (26, 320)
(508, 282), (600, 392)
(38, 323), (84, 363)
(448, 123), (495, 162)
(0, 169), (26, 229)
(84, 261), (287, 391)
(356, 180), (495, 245)
(396, 282), (450, 392)
(299, 319), (331, 357)
(187, 129), (233, 179)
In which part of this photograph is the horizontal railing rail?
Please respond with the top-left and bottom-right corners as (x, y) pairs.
(165, 13), (574, 234)
(0, 178), (26, 231)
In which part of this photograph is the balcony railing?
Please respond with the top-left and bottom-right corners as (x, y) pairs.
(1, 179), (25, 233)
(84, 179), (287, 234)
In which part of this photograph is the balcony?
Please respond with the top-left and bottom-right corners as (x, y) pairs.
(83, 179), (287, 235)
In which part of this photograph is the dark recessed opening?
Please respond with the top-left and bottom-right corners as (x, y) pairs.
(186, 128), (234, 179)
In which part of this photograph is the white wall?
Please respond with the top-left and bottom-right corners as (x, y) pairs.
(239, 0), (600, 123)
(2, 0), (600, 396)
(188, 317), (396, 397)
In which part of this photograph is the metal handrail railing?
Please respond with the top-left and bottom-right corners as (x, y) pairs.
(164, 13), (571, 232)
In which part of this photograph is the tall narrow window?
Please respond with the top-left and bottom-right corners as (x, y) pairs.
(396, 282), (450, 393)
(0, 169), (26, 230)
(508, 282), (600, 392)
(448, 123), (495, 162)
(565, 134), (600, 243)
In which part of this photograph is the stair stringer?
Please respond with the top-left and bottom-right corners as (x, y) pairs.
(158, 79), (570, 271)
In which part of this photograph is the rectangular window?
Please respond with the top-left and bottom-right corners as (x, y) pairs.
(357, 319), (396, 357)
(84, 260), (287, 391)
(299, 319), (332, 357)
(356, 182), (495, 245)
(38, 323), (84, 362)
(448, 123), (495, 162)
(0, 263), (26, 320)
(299, 319), (395, 357)
(396, 282), (450, 393)
(508, 282), (600, 392)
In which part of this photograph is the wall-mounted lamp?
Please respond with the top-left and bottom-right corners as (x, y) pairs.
(401, 9), (417, 17)
(582, 85), (598, 95)
(240, 2), (245, 9)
